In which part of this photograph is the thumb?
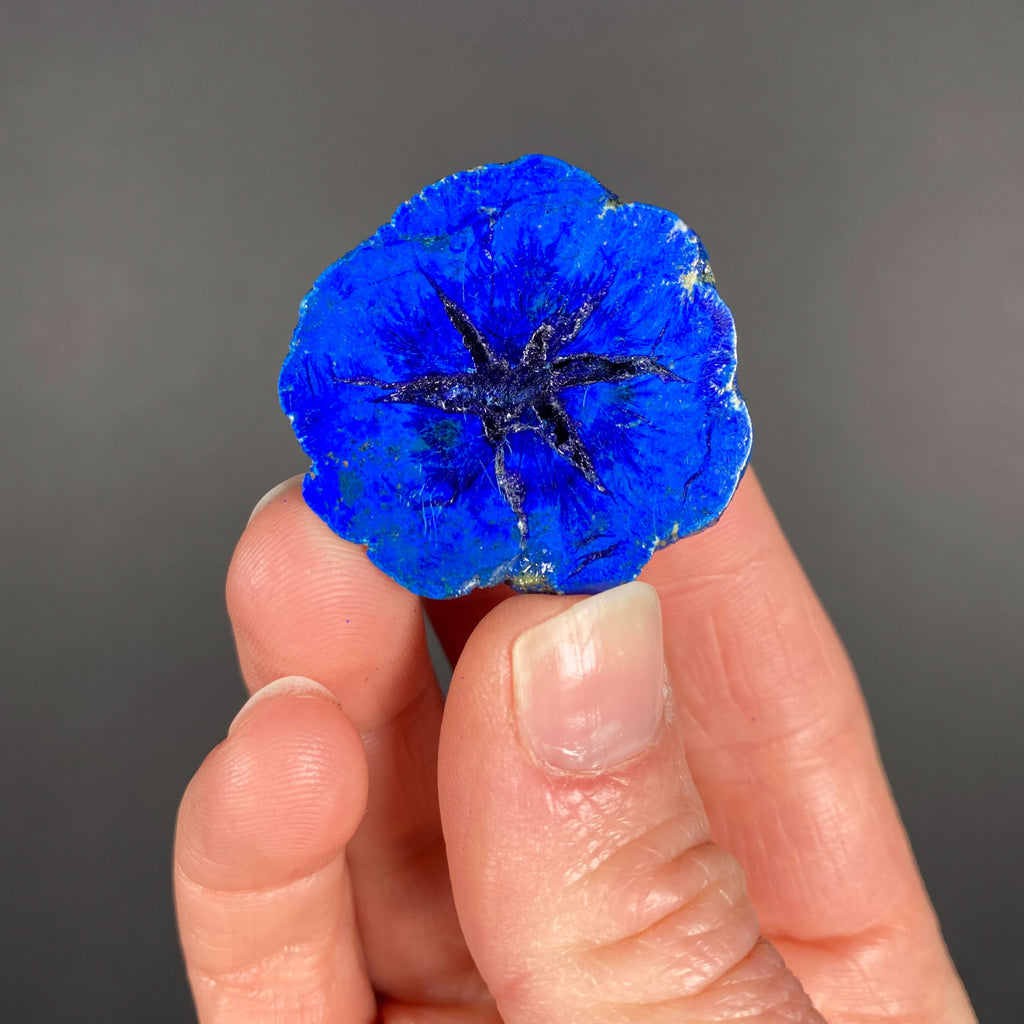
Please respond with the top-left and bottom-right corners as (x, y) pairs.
(438, 582), (824, 1023)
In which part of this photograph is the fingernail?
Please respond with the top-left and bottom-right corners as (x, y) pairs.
(247, 473), (306, 524)
(512, 582), (665, 772)
(228, 675), (338, 734)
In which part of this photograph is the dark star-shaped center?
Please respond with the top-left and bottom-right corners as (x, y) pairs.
(340, 274), (681, 538)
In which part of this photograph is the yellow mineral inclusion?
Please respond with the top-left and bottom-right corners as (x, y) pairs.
(654, 522), (681, 549)
(679, 264), (715, 296)
(598, 195), (626, 219)
(510, 570), (558, 592)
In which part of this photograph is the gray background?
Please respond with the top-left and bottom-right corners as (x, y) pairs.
(2, 1), (1021, 1019)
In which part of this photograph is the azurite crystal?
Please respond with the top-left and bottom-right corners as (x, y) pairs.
(279, 154), (751, 598)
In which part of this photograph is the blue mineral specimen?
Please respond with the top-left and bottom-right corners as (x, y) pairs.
(279, 155), (751, 598)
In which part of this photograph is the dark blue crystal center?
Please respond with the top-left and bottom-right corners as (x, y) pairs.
(335, 273), (681, 538)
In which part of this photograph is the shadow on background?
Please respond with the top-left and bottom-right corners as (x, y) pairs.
(2, 2), (1021, 1020)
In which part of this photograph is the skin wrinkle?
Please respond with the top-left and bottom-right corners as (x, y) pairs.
(544, 783), (680, 887)
(701, 711), (914, 943)
(689, 696), (868, 787)
(175, 844), (346, 907)
(753, 798), (817, 934)
(576, 843), (751, 956)
(566, 887), (762, 1001)
(583, 940), (823, 1023)
(778, 946), (956, 1023)
(651, 547), (777, 606)
(697, 598), (841, 746)
(177, 855), (354, 982)
(546, 782), (703, 890)
(505, 767), (772, 1010)
(181, 835), (377, 1020)
(189, 939), (335, 1007)
(531, 930), (807, 1024)
(774, 912), (956, 1019)
(562, 825), (720, 947)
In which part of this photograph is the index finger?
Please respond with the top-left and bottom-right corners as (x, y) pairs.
(639, 470), (971, 1019)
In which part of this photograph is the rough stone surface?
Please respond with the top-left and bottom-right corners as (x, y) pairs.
(279, 155), (752, 598)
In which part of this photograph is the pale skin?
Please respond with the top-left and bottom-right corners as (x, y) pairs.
(174, 470), (977, 1023)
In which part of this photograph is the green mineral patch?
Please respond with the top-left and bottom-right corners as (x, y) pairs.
(509, 570), (557, 592)
(419, 417), (461, 451)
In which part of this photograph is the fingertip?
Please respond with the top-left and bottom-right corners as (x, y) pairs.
(226, 477), (430, 725)
(176, 678), (368, 893)
(226, 673), (340, 734)
(246, 472), (308, 525)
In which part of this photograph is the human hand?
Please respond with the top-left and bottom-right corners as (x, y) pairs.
(174, 471), (975, 1022)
